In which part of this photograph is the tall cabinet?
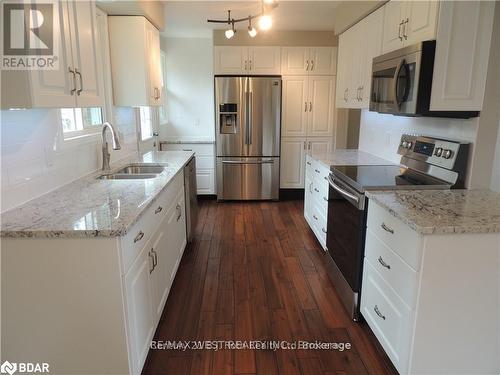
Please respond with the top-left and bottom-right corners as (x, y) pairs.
(280, 47), (337, 188)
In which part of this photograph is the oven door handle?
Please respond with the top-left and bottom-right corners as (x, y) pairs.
(327, 175), (359, 203)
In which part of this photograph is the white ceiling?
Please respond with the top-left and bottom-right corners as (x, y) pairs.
(162, 1), (341, 37)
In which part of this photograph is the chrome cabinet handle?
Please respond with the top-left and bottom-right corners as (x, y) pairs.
(310, 60), (314, 71)
(314, 169), (320, 173)
(398, 20), (404, 41)
(68, 67), (76, 95)
(244, 60), (248, 70)
(306, 60), (309, 71)
(323, 196), (328, 201)
(305, 102), (308, 112)
(155, 206), (163, 214)
(151, 249), (158, 268)
(381, 223), (394, 234)
(314, 188), (320, 192)
(313, 215), (318, 220)
(378, 256), (391, 269)
(359, 86), (364, 101)
(309, 102), (312, 112)
(176, 204), (182, 221)
(403, 18), (409, 39)
(149, 251), (155, 273)
(75, 68), (83, 95)
(344, 88), (348, 102)
(304, 141), (307, 150)
(321, 228), (327, 233)
(134, 231), (145, 243)
(309, 182), (313, 193)
(374, 305), (386, 320)
(306, 161), (311, 165)
(308, 141), (311, 150)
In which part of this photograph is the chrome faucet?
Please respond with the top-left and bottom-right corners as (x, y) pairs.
(101, 122), (121, 171)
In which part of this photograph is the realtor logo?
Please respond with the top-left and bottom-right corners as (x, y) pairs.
(1, 1), (58, 70)
(0, 361), (17, 375)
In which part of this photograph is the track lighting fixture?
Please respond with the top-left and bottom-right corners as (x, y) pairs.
(248, 17), (257, 37)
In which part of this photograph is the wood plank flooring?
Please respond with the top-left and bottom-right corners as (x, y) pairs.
(142, 200), (398, 375)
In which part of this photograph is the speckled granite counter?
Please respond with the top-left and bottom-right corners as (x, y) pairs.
(311, 149), (394, 169)
(366, 189), (500, 235)
(0, 151), (194, 239)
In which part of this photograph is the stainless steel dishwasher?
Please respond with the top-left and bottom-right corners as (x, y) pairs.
(184, 157), (198, 242)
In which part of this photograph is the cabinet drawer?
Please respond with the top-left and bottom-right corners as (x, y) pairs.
(305, 156), (314, 179)
(361, 259), (412, 375)
(121, 172), (184, 273)
(162, 143), (214, 156)
(367, 200), (423, 270)
(365, 229), (418, 308)
(312, 185), (328, 218)
(311, 203), (327, 247)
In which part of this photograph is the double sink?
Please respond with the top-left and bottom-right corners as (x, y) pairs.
(98, 164), (166, 180)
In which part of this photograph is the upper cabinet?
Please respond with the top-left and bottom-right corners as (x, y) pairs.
(281, 47), (337, 75)
(214, 46), (281, 75)
(1, 0), (104, 109)
(382, 1), (439, 53)
(430, 1), (495, 111)
(108, 16), (162, 107)
(336, 6), (384, 109)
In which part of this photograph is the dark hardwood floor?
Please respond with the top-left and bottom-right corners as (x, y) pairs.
(142, 200), (398, 375)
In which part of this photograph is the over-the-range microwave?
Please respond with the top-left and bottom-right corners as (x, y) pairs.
(369, 40), (479, 119)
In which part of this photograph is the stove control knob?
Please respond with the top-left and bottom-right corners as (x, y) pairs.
(402, 141), (408, 148)
(406, 141), (413, 149)
(443, 149), (453, 159)
(435, 147), (443, 157)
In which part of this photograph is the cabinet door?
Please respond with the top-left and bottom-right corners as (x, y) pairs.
(149, 228), (168, 320)
(146, 22), (162, 106)
(430, 1), (495, 111)
(308, 137), (333, 156)
(280, 138), (306, 188)
(309, 47), (337, 75)
(382, 1), (405, 53)
(307, 76), (335, 137)
(29, 1), (76, 108)
(214, 46), (247, 74)
(335, 33), (351, 108)
(404, 1), (438, 46)
(282, 76), (309, 137)
(348, 21), (363, 108)
(281, 47), (310, 75)
(123, 245), (155, 375)
(248, 47), (281, 75)
(66, 0), (104, 107)
(360, 6), (384, 108)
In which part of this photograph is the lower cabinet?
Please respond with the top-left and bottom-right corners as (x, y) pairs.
(303, 155), (329, 250)
(361, 200), (500, 375)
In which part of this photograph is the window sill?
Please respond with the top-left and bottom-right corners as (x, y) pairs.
(60, 129), (102, 150)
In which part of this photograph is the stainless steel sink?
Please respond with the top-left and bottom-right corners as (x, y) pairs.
(114, 164), (165, 174)
(97, 173), (158, 180)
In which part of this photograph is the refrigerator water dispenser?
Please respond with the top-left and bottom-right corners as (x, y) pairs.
(219, 103), (238, 134)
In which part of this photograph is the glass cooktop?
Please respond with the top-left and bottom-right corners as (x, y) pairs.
(331, 165), (451, 193)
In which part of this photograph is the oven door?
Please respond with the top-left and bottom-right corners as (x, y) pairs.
(326, 175), (367, 293)
(370, 49), (420, 115)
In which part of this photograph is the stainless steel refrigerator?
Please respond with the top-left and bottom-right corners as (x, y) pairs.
(215, 76), (281, 200)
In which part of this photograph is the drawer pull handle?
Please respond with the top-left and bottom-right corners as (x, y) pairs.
(314, 188), (320, 192)
(152, 249), (158, 268)
(378, 256), (391, 269)
(182, 148), (193, 151)
(134, 231), (145, 243)
(149, 251), (155, 273)
(307, 161), (311, 165)
(321, 228), (327, 234)
(323, 196), (328, 202)
(324, 176), (328, 181)
(381, 223), (394, 234)
(155, 206), (163, 214)
(313, 215), (318, 220)
(374, 305), (386, 320)
(315, 169), (320, 173)
(176, 204), (182, 221)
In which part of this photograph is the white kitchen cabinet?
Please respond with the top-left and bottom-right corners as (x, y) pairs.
(1, 0), (104, 109)
(361, 200), (500, 375)
(108, 16), (162, 106)
(214, 46), (280, 75)
(335, 7), (384, 109)
(281, 47), (337, 75)
(430, 1), (495, 111)
(309, 138), (333, 156)
(381, 1), (438, 54)
(282, 76), (336, 137)
(280, 138), (307, 188)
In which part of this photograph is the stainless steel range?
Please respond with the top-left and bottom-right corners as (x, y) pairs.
(326, 134), (470, 321)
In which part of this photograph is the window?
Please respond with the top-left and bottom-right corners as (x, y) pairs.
(61, 108), (103, 134)
(139, 106), (153, 140)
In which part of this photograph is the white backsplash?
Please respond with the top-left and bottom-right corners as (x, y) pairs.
(1, 107), (139, 213)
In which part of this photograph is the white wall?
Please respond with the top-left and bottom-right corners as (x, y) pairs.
(358, 110), (479, 186)
(0, 108), (138, 212)
(160, 37), (214, 142)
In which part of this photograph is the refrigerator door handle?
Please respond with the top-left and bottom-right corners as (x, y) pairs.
(222, 160), (275, 164)
(248, 91), (253, 145)
(245, 91), (250, 145)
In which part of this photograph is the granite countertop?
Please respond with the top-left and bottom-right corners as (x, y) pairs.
(0, 151), (194, 239)
(366, 189), (500, 235)
(311, 149), (395, 168)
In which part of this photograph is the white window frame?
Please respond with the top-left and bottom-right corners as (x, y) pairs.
(59, 7), (114, 145)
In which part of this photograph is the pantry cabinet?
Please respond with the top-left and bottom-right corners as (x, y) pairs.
(1, 0), (104, 109)
(430, 0), (495, 111)
(108, 16), (162, 106)
(281, 47), (337, 75)
(214, 46), (281, 75)
(336, 6), (383, 109)
(381, 1), (439, 54)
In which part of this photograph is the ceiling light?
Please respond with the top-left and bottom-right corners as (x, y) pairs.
(258, 14), (272, 31)
(225, 27), (235, 39)
(248, 17), (257, 37)
(263, 0), (274, 4)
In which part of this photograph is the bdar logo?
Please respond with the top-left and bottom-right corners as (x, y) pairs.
(3, 3), (53, 55)
(0, 361), (17, 375)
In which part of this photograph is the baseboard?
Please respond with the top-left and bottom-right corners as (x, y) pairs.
(279, 188), (305, 200)
(197, 194), (217, 200)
